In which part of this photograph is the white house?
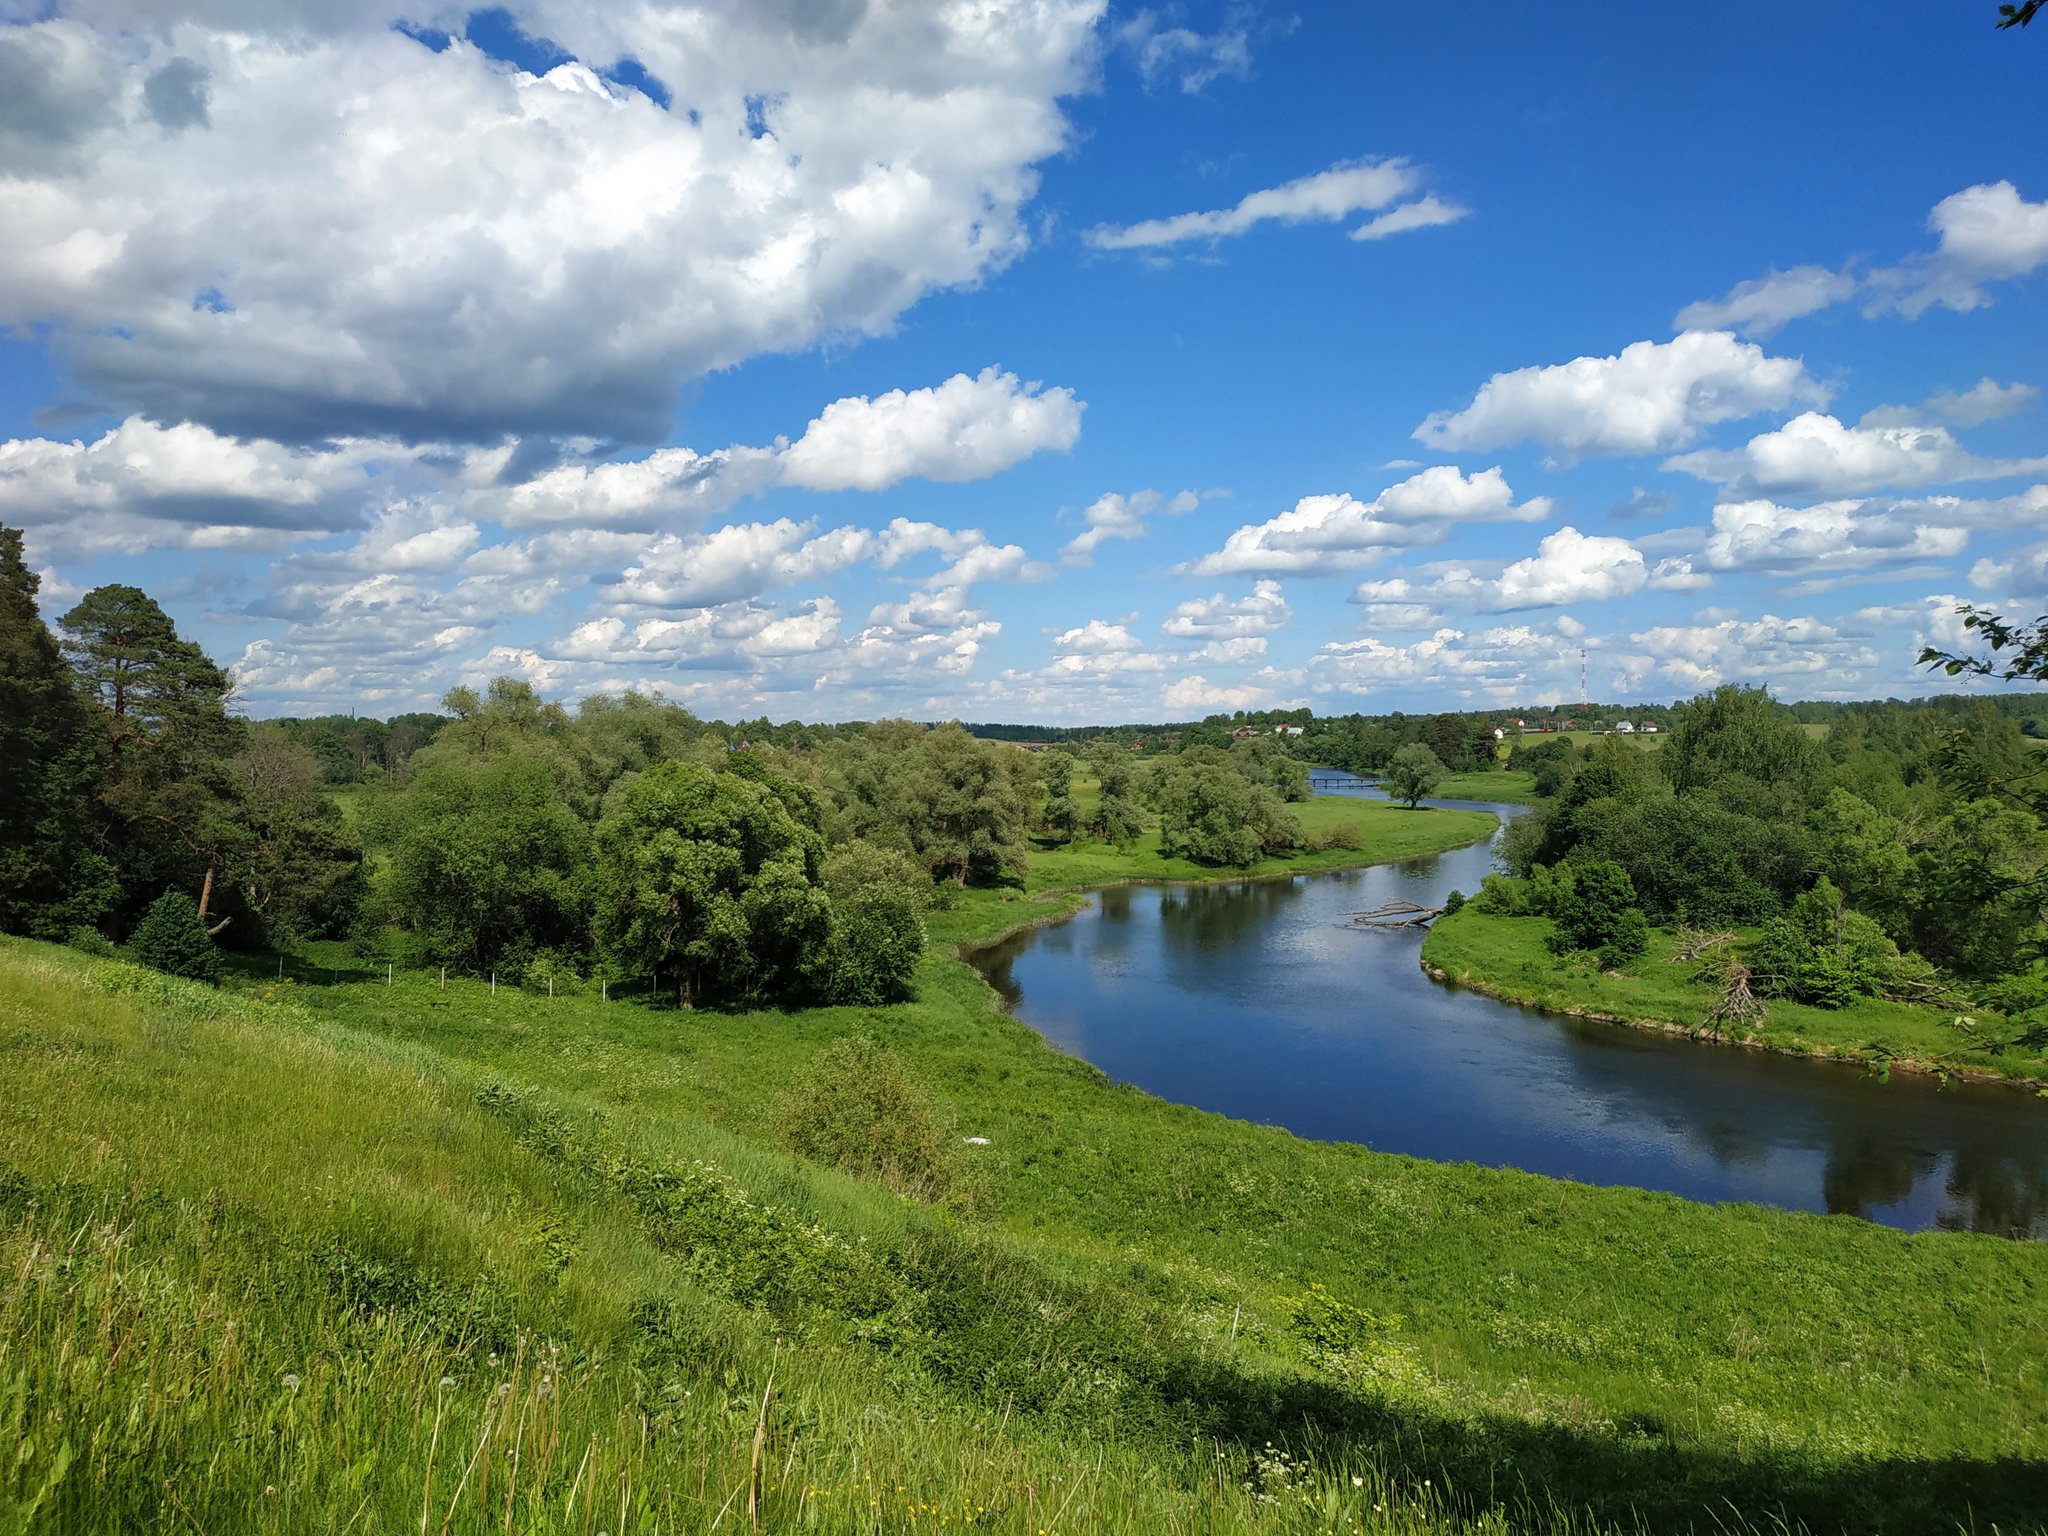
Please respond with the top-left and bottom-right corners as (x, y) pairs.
(1614, 720), (1635, 734)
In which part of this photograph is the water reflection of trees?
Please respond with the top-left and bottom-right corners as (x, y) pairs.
(1548, 1018), (2048, 1237)
(1820, 1135), (1934, 1221)
(1822, 1136), (2048, 1237)
(968, 935), (1027, 1009)
(1938, 1143), (2048, 1238)
(1156, 879), (1305, 955)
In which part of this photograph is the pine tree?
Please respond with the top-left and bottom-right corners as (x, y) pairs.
(128, 890), (222, 982)
(60, 584), (248, 930)
(0, 526), (110, 936)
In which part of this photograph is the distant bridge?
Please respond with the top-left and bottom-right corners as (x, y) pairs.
(1309, 774), (1376, 790)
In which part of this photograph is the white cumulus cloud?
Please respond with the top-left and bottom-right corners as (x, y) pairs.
(1666, 411), (2048, 499)
(1694, 497), (1980, 577)
(1866, 181), (2048, 319)
(1059, 487), (1198, 564)
(778, 368), (1082, 492)
(0, 415), (412, 557)
(1161, 580), (1293, 638)
(1352, 527), (1649, 613)
(1859, 379), (2039, 431)
(1162, 674), (1268, 711)
(1051, 618), (1145, 654)
(1187, 465), (1548, 576)
(460, 365), (1081, 531)
(0, 2), (1101, 443)
(1629, 613), (1879, 690)
(1415, 331), (1827, 459)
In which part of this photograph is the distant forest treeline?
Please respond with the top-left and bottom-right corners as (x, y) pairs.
(272, 693), (2043, 789)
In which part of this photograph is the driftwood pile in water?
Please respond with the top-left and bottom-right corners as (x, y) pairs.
(1346, 900), (1444, 929)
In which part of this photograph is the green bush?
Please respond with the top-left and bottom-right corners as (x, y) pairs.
(1545, 859), (1649, 968)
(1470, 872), (1533, 915)
(1975, 967), (2048, 1017)
(519, 948), (583, 995)
(65, 924), (115, 957)
(776, 1035), (953, 1201)
(127, 891), (221, 983)
(1303, 821), (1364, 853)
(1746, 877), (1908, 1008)
(1146, 747), (1302, 866)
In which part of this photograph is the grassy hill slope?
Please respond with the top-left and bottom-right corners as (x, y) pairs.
(5, 866), (2048, 1533)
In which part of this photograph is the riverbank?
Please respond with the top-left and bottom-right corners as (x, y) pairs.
(1421, 907), (2048, 1089)
(10, 894), (2048, 1532)
(1025, 795), (1500, 892)
(927, 796), (1499, 951)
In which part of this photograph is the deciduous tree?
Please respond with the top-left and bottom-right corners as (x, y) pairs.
(591, 758), (833, 1007)
(379, 753), (588, 974)
(1383, 743), (1446, 809)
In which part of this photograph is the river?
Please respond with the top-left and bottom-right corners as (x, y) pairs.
(968, 781), (2048, 1238)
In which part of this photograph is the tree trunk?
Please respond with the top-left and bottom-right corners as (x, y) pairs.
(195, 862), (232, 934)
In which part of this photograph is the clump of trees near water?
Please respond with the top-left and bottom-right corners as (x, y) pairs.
(1476, 677), (2047, 1031)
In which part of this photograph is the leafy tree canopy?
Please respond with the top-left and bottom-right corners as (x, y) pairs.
(591, 757), (834, 1007)
(1382, 743), (1446, 809)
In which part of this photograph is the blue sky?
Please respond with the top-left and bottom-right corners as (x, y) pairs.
(1, 1), (2043, 721)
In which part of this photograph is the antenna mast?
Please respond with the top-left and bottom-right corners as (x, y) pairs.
(1579, 647), (1588, 712)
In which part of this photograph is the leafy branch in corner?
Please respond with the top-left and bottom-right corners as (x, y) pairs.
(1919, 605), (2048, 682)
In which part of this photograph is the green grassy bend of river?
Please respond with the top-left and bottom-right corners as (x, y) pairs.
(3, 797), (2046, 1534)
(1421, 908), (2048, 1089)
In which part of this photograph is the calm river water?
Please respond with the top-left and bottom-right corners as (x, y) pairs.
(970, 781), (2048, 1238)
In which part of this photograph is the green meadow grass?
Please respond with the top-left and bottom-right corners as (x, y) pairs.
(1024, 795), (1499, 892)
(1422, 908), (2048, 1086)
(7, 858), (2048, 1534)
(1425, 770), (1541, 805)
(1513, 733), (1660, 752)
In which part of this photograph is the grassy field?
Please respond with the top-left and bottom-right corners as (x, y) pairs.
(1422, 908), (2048, 1087)
(1426, 770), (1541, 805)
(1025, 793), (1499, 891)
(1512, 731), (1661, 752)
(8, 830), (2048, 1531)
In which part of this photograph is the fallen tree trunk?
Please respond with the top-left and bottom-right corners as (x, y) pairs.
(1346, 900), (1445, 929)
